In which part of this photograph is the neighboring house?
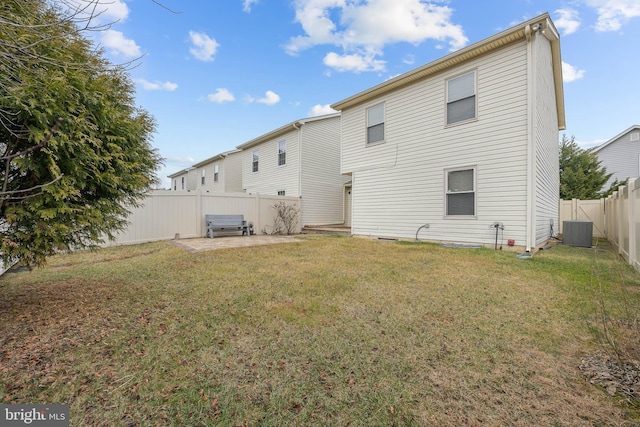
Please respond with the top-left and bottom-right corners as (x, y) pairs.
(168, 167), (198, 191)
(592, 125), (640, 190)
(237, 113), (350, 227)
(331, 13), (565, 253)
(192, 149), (243, 192)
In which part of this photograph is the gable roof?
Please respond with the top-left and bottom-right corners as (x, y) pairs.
(331, 13), (565, 130)
(236, 113), (340, 151)
(193, 149), (242, 168)
(592, 125), (640, 153)
(167, 168), (194, 179)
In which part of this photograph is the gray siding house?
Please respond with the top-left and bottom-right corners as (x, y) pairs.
(593, 125), (640, 190)
(238, 113), (351, 227)
(331, 13), (565, 253)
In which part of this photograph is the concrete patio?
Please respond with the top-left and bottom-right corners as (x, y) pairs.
(169, 234), (304, 252)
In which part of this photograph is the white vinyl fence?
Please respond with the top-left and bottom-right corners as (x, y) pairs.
(560, 177), (640, 272)
(106, 190), (301, 246)
(559, 198), (606, 238)
(605, 177), (639, 271)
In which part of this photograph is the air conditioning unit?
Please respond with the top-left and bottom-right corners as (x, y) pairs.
(562, 220), (593, 248)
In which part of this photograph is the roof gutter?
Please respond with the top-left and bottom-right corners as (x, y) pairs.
(330, 13), (565, 131)
(236, 113), (340, 150)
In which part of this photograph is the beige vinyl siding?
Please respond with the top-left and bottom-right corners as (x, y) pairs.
(171, 173), (187, 191)
(242, 129), (300, 195)
(300, 116), (350, 225)
(223, 151), (243, 192)
(193, 152), (243, 193)
(533, 33), (560, 246)
(171, 170), (198, 191)
(344, 40), (530, 245)
(197, 161), (222, 192)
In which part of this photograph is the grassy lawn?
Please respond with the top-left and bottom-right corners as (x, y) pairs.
(1, 235), (640, 426)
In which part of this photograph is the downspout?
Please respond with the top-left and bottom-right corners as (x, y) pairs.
(293, 122), (303, 225)
(525, 24), (535, 253)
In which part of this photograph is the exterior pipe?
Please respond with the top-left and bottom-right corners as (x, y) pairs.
(525, 24), (535, 253)
(294, 122), (303, 223)
(415, 224), (429, 242)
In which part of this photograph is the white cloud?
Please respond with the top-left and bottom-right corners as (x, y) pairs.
(256, 90), (281, 105)
(99, 0), (130, 22)
(135, 79), (178, 91)
(309, 104), (338, 116)
(554, 8), (581, 35)
(243, 0), (259, 12)
(577, 138), (606, 149)
(562, 61), (586, 82)
(323, 51), (385, 73)
(189, 31), (219, 62)
(207, 88), (235, 103)
(286, 0), (468, 73)
(101, 29), (141, 58)
(403, 54), (416, 65)
(63, 0), (129, 24)
(587, 0), (640, 31)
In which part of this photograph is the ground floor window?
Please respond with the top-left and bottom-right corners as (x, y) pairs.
(445, 166), (476, 216)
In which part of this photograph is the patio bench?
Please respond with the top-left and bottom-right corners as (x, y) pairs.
(205, 214), (252, 238)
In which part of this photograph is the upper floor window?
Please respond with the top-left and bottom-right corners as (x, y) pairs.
(201, 169), (205, 185)
(278, 140), (286, 166)
(214, 164), (219, 182)
(367, 103), (385, 144)
(446, 71), (476, 125)
(173, 180), (176, 191)
(181, 176), (185, 190)
(252, 150), (259, 172)
(445, 167), (476, 217)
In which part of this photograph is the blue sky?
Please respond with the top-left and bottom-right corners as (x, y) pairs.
(78, 0), (640, 188)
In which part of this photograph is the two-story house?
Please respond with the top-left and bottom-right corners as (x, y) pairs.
(192, 149), (243, 193)
(331, 13), (565, 253)
(168, 149), (242, 192)
(237, 113), (351, 227)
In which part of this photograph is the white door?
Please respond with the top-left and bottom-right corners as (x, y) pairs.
(344, 187), (352, 227)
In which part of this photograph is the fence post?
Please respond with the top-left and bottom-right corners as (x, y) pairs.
(255, 193), (261, 235)
(617, 189), (624, 256)
(628, 179), (636, 269)
(571, 198), (578, 220)
(600, 198), (606, 236)
(196, 190), (202, 237)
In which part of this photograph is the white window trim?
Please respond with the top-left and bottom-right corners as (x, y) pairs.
(214, 164), (219, 182)
(252, 150), (259, 173)
(201, 169), (205, 185)
(366, 102), (386, 146)
(444, 166), (477, 219)
(445, 69), (478, 127)
(278, 140), (286, 166)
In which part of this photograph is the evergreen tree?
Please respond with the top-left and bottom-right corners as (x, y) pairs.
(0, 0), (162, 267)
(559, 134), (617, 200)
